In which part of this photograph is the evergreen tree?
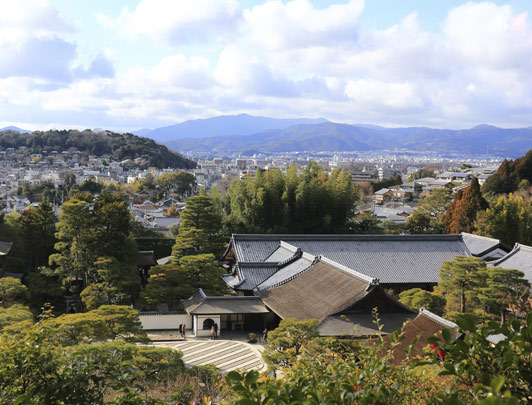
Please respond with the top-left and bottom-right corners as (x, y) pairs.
(50, 192), (140, 308)
(18, 199), (57, 270)
(475, 267), (530, 323)
(443, 177), (487, 233)
(172, 190), (224, 259)
(438, 256), (486, 318)
(475, 193), (532, 247)
(224, 163), (358, 234)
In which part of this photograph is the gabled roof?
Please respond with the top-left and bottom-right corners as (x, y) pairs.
(460, 232), (509, 257)
(226, 234), (471, 284)
(230, 262), (279, 290)
(256, 253), (316, 290)
(257, 258), (381, 321)
(183, 289), (270, 315)
(490, 243), (532, 282)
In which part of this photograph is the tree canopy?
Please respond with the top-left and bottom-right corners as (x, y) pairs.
(475, 193), (532, 247)
(224, 164), (358, 234)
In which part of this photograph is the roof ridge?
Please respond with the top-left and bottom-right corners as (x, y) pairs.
(257, 256), (319, 291)
(461, 232), (500, 243)
(232, 233), (463, 241)
(491, 243), (523, 265)
(238, 262), (279, 267)
(419, 308), (458, 329)
(319, 256), (377, 285)
(515, 243), (532, 252)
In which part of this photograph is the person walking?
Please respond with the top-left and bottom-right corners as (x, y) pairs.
(214, 322), (218, 339)
(210, 325), (216, 340)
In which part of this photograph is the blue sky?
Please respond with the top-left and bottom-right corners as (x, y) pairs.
(1, 0), (532, 131)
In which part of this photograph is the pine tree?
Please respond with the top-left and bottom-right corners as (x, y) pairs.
(438, 255), (486, 317)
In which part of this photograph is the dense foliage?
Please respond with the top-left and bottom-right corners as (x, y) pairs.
(482, 150), (532, 197)
(0, 309), (220, 404)
(0, 129), (195, 169)
(226, 313), (532, 404)
(224, 163), (358, 234)
(475, 193), (532, 247)
(400, 256), (530, 323)
(49, 192), (140, 308)
(407, 188), (453, 234)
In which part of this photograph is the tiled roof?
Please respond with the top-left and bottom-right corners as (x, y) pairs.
(183, 289), (270, 315)
(235, 262), (278, 290)
(264, 241), (299, 262)
(461, 232), (502, 256)
(231, 237), (279, 262)
(231, 234), (470, 284)
(256, 253), (316, 290)
(490, 243), (532, 282)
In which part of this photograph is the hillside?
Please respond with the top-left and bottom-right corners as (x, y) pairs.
(0, 129), (196, 169)
(135, 113), (328, 142)
(166, 121), (532, 157)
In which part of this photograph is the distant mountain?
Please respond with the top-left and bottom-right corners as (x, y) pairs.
(165, 122), (532, 157)
(135, 114), (328, 143)
(132, 128), (154, 137)
(0, 126), (31, 133)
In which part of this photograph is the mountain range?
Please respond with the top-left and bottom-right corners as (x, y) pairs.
(134, 114), (327, 142)
(136, 115), (532, 157)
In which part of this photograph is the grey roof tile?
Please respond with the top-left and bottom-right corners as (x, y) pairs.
(491, 243), (532, 282)
(236, 263), (278, 290)
(256, 254), (315, 290)
(230, 234), (471, 284)
(461, 232), (502, 256)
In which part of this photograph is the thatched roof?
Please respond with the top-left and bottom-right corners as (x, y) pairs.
(257, 258), (377, 321)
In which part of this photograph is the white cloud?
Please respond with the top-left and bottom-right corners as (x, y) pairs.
(242, 0), (364, 51)
(345, 79), (424, 110)
(106, 0), (242, 46)
(6, 0), (532, 131)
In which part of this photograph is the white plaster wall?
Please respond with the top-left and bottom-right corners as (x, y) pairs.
(139, 314), (192, 330)
(195, 315), (221, 337)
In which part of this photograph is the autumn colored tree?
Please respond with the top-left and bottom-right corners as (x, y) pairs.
(443, 177), (487, 233)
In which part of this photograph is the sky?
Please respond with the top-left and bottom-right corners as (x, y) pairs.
(1, 0), (532, 132)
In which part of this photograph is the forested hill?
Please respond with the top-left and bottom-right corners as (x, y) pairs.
(0, 129), (196, 169)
